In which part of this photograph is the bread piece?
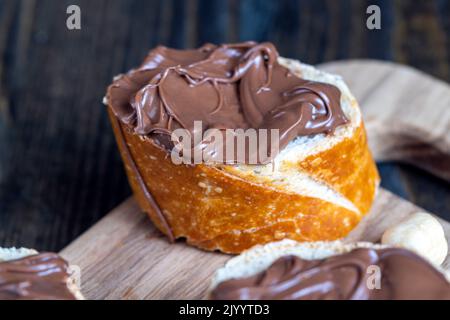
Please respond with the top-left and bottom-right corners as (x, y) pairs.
(210, 239), (450, 290)
(0, 247), (84, 300)
(107, 58), (380, 253)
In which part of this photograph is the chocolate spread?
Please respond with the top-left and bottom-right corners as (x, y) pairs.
(211, 248), (450, 300)
(107, 42), (348, 164)
(0, 253), (76, 300)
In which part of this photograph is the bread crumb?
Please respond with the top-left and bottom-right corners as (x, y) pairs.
(274, 231), (286, 239)
(310, 158), (322, 166)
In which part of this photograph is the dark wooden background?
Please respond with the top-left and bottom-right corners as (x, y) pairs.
(0, 0), (449, 252)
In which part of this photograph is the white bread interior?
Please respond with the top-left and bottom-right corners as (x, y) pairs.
(211, 239), (450, 289)
(219, 57), (366, 215)
(0, 247), (84, 300)
(0, 247), (38, 262)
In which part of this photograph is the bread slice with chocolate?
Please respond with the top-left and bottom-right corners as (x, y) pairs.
(0, 247), (84, 300)
(210, 239), (450, 300)
(105, 42), (380, 253)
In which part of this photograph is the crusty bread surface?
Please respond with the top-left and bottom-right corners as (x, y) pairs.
(108, 58), (380, 253)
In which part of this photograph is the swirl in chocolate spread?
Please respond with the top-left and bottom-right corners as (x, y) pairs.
(211, 248), (450, 300)
(107, 42), (348, 164)
(0, 253), (77, 300)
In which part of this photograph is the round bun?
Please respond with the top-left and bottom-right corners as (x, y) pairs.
(107, 58), (380, 253)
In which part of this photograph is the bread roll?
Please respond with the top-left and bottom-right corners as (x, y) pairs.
(106, 44), (380, 253)
(210, 239), (450, 300)
(211, 239), (386, 287)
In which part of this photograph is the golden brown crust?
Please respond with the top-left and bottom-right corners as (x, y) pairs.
(291, 123), (380, 214)
(108, 106), (379, 254)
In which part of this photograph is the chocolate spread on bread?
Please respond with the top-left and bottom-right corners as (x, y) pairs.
(0, 253), (77, 300)
(107, 42), (348, 164)
(211, 248), (450, 300)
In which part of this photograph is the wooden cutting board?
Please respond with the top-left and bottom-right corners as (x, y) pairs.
(60, 60), (450, 300)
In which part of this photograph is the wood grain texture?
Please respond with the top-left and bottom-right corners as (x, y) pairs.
(0, 0), (449, 251)
(320, 60), (450, 181)
(60, 190), (450, 300)
(60, 60), (450, 299)
(61, 198), (230, 300)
